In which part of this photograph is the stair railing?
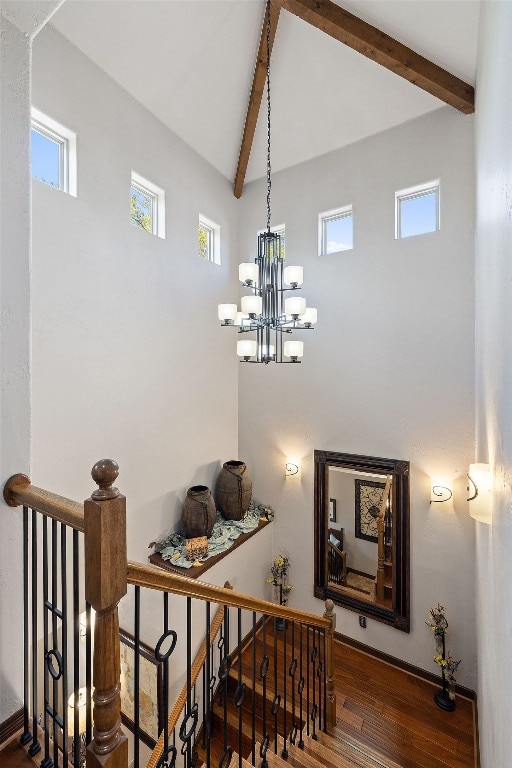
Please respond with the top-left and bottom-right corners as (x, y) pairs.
(5, 460), (337, 768)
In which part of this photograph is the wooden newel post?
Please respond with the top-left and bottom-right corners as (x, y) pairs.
(323, 599), (337, 732)
(85, 459), (128, 768)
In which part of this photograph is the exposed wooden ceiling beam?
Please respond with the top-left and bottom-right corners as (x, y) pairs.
(233, 0), (474, 198)
(233, 0), (282, 200)
(282, 0), (475, 113)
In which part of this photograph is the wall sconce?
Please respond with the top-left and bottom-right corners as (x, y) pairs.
(430, 484), (453, 504)
(285, 459), (300, 478)
(467, 463), (492, 523)
(79, 608), (95, 641)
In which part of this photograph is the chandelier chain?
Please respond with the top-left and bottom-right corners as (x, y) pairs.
(266, 0), (272, 233)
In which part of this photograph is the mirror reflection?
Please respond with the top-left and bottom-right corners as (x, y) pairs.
(327, 467), (392, 608)
(313, 450), (410, 632)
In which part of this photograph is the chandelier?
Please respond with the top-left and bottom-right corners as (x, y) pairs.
(218, 0), (316, 364)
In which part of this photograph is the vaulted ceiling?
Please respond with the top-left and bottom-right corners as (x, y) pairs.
(50, 0), (480, 191)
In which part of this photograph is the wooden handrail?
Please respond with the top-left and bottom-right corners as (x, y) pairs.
(3, 473), (85, 531)
(146, 587), (230, 768)
(127, 561), (331, 630)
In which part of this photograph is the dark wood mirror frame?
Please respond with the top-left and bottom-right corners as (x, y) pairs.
(314, 450), (410, 632)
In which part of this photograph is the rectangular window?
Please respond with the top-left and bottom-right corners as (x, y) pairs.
(131, 172), (165, 238)
(31, 107), (77, 196)
(319, 206), (353, 255)
(199, 214), (220, 264)
(396, 181), (440, 239)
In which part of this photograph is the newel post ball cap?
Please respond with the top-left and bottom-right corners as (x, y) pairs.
(91, 459), (119, 500)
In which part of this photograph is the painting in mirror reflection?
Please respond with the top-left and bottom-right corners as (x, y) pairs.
(327, 466), (392, 608)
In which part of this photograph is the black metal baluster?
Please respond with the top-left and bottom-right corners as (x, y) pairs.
(260, 615), (268, 768)
(219, 606), (231, 768)
(323, 629), (327, 732)
(311, 627), (317, 741)
(29, 509), (41, 756)
(20, 506), (31, 746)
(251, 613), (256, 766)
(163, 591), (169, 758)
(85, 602), (92, 745)
(51, 519), (59, 768)
(306, 626), (310, 737)
(316, 628), (322, 738)
(150, 592), (178, 767)
(187, 597), (192, 768)
(41, 517), (51, 768)
(72, 530), (80, 768)
(298, 625), (304, 749)
(192, 683), (198, 767)
(134, 585), (141, 768)
(205, 601), (211, 768)
(272, 619), (278, 755)
(281, 619), (288, 760)
(202, 647), (206, 751)
(235, 608), (244, 768)
(289, 621), (297, 746)
(61, 523), (69, 767)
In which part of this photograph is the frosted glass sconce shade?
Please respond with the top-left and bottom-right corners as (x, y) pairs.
(300, 307), (317, 326)
(68, 688), (87, 736)
(237, 339), (257, 359)
(285, 458), (300, 477)
(284, 340), (304, 360)
(283, 265), (303, 287)
(468, 463), (492, 523)
(239, 263), (259, 285)
(430, 484), (453, 504)
(241, 295), (262, 316)
(285, 296), (306, 318)
(218, 304), (237, 323)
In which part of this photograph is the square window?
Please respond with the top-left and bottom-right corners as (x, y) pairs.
(396, 181), (439, 239)
(199, 214), (220, 264)
(31, 107), (77, 196)
(131, 172), (165, 238)
(319, 207), (353, 255)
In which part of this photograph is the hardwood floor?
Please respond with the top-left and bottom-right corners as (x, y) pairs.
(332, 638), (476, 768)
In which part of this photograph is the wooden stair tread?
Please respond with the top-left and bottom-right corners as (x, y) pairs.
(301, 733), (384, 768)
(319, 726), (410, 768)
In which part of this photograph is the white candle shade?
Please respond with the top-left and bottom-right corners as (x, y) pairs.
(285, 296), (307, 317)
(283, 265), (303, 286)
(284, 340), (304, 359)
(300, 307), (317, 325)
(241, 295), (262, 316)
(260, 344), (275, 359)
(68, 687), (87, 736)
(239, 263), (258, 284)
(235, 312), (249, 327)
(218, 304), (237, 322)
(237, 339), (257, 358)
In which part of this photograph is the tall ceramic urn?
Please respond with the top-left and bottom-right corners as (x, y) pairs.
(181, 485), (216, 539)
(215, 460), (252, 521)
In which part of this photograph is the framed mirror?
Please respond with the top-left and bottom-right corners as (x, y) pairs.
(314, 450), (410, 632)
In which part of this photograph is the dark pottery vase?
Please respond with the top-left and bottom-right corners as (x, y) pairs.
(181, 485), (216, 539)
(215, 460), (252, 521)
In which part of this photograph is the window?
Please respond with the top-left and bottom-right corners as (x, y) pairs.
(199, 214), (220, 264)
(258, 224), (285, 260)
(131, 171), (165, 238)
(319, 206), (353, 255)
(395, 181), (439, 239)
(31, 107), (77, 196)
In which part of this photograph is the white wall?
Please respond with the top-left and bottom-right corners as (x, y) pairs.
(30, 25), (241, 563)
(475, 3), (512, 764)
(329, 468), (379, 576)
(239, 107), (477, 687)
(0, 12), (32, 724)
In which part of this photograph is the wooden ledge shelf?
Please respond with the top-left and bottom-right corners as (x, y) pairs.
(149, 518), (271, 579)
